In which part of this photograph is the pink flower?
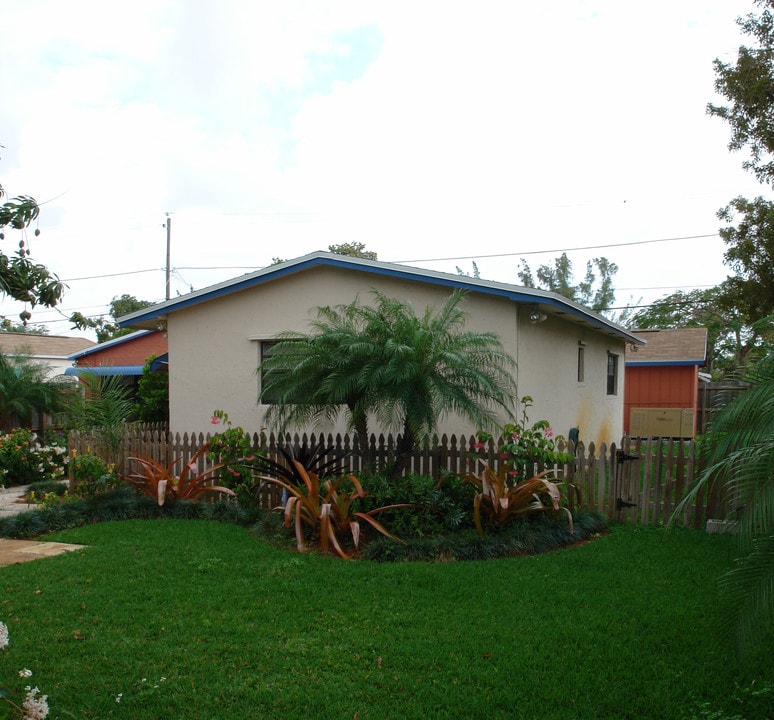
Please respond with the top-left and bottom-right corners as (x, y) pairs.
(507, 470), (519, 477)
(498, 452), (509, 460)
(544, 427), (554, 438)
(473, 442), (485, 450)
(210, 415), (221, 425)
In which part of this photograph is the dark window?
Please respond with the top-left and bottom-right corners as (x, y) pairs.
(577, 345), (585, 383)
(606, 353), (618, 396)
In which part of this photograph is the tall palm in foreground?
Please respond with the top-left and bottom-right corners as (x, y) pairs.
(261, 300), (376, 453)
(260, 289), (517, 473)
(672, 351), (774, 654)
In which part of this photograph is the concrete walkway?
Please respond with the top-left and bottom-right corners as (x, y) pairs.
(0, 484), (86, 567)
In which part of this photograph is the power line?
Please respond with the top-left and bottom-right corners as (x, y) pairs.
(392, 233), (720, 264)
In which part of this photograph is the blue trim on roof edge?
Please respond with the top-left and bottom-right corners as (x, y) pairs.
(118, 252), (643, 344)
(625, 360), (704, 367)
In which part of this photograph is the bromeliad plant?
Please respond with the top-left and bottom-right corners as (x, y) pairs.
(261, 460), (410, 559)
(462, 397), (577, 536)
(460, 461), (574, 537)
(121, 442), (236, 506)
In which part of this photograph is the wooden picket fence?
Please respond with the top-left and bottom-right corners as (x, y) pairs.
(68, 426), (726, 529)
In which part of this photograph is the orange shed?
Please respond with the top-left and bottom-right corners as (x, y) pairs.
(624, 328), (707, 438)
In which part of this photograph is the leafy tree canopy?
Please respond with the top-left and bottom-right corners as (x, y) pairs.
(708, 0), (774, 186)
(627, 285), (768, 377)
(517, 252), (619, 315)
(0, 317), (48, 334)
(71, 294), (155, 343)
(327, 242), (378, 260)
(0, 148), (66, 322)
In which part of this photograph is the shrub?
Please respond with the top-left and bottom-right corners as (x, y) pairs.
(471, 396), (574, 482)
(25, 480), (68, 501)
(68, 450), (120, 496)
(357, 472), (475, 538)
(0, 428), (67, 486)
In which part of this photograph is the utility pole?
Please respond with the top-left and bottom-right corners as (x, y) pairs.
(165, 213), (172, 300)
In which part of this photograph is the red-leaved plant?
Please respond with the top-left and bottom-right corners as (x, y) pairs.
(262, 460), (410, 559)
(461, 460), (574, 537)
(122, 443), (236, 506)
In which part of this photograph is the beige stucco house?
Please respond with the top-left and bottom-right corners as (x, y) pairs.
(119, 252), (644, 446)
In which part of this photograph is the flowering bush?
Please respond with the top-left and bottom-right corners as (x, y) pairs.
(471, 396), (574, 482)
(0, 621), (49, 719)
(0, 429), (67, 487)
(207, 410), (264, 509)
(68, 450), (119, 496)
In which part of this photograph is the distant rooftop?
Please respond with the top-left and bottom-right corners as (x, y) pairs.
(627, 328), (708, 365)
(0, 333), (95, 358)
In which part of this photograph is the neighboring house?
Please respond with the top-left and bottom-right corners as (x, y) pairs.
(0, 332), (95, 432)
(0, 332), (95, 381)
(118, 251), (644, 445)
(624, 327), (708, 438)
(65, 330), (168, 398)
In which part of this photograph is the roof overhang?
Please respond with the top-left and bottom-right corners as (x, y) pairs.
(64, 365), (145, 376)
(118, 251), (645, 346)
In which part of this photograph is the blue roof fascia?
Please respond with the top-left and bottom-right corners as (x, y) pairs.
(67, 329), (154, 360)
(64, 365), (145, 376)
(118, 252), (643, 344)
(625, 360), (704, 368)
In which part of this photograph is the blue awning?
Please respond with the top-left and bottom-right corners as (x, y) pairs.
(64, 365), (145, 376)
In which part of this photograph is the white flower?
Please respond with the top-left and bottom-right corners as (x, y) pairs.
(0, 621), (9, 650)
(116, 693), (123, 703)
(22, 686), (49, 719)
(19, 668), (33, 677)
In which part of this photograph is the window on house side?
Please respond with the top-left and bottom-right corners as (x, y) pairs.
(577, 345), (585, 383)
(606, 353), (618, 396)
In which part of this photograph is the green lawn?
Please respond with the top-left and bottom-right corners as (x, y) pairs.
(1, 520), (771, 719)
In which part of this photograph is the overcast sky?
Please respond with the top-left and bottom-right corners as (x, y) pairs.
(0, 0), (767, 339)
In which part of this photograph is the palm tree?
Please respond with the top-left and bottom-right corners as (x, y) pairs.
(261, 300), (379, 457)
(65, 373), (136, 467)
(0, 352), (66, 433)
(672, 350), (774, 654)
(260, 290), (517, 473)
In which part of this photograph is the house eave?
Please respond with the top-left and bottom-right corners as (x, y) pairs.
(118, 251), (644, 345)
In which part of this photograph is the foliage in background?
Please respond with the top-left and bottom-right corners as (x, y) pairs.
(0, 428), (66, 487)
(70, 294), (155, 343)
(136, 355), (169, 423)
(517, 252), (624, 318)
(64, 373), (135, 467)
(672, 351), (774, 655)
(0, 352), (69, 432)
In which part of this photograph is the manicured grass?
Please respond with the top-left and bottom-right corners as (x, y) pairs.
(1, 520), (771, 719)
